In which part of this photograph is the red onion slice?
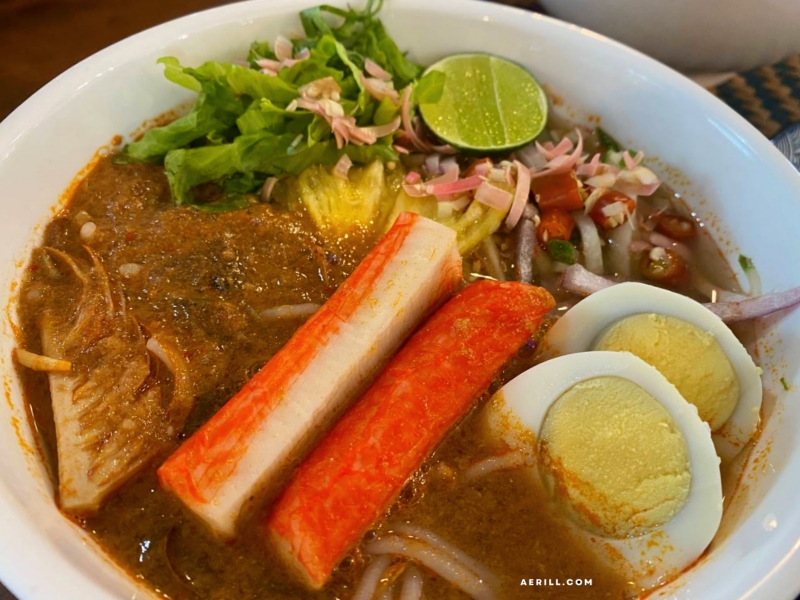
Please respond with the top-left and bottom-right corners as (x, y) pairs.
(561, 264), (615, 296)
(474, 181), (513, 211)
(504, 161), (531, 230)
(365, 58), (393, 81)
(705, 288), (800, 323)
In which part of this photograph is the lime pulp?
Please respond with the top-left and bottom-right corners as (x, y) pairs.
(419, 53), (548, 152)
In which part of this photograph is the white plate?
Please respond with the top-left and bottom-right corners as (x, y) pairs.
(1, 1), (800, 599)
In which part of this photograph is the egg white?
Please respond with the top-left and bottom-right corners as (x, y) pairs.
(540, 282), (762, 461)
(490, 351), (723, 591)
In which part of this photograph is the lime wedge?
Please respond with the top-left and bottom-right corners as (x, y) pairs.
(419, 54), (547, 152)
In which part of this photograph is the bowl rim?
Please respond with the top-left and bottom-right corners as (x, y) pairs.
(1, 1), (800, 600)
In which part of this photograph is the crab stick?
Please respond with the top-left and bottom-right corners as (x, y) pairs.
(158, 212), (462, 536)
(266, 280), (555, 589)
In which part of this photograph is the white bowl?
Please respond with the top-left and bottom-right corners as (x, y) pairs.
(1, 1), (800, 599)
(539, 0), (800, 72)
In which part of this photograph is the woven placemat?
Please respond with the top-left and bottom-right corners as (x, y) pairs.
(709, 55), (800, 139)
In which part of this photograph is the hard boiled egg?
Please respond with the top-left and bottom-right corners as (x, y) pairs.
(486, 351), (722, 591)
(540, 282), (762, 461)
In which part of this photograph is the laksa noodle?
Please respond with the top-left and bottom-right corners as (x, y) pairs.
(12, 2), (800, 599)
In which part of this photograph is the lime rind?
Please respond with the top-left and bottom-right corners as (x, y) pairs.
(419, 53), (548, 153)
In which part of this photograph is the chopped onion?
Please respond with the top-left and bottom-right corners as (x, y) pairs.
(504, 161), (531, 230)
(425, 153), (441, 177)
(649, 232), (692, 262)
(399, 86), (430, 153)
(362, 74), (399, 103)
(400, 565), (424, 600)
(474, 182), (512, 211)
(333, 154), (353, 180)
(256, 58), (282, 73)
(274, 34), (294, 62)
(261, 303), (320, 320)
(261, 177), (278, 202)
(464, 450), (530, 480)
(614, 165), (661, 197)
(573, 212), (603, 274)
(584, 172), (617, 189)
(536, 135), (572, 161)
(352, 555), (393, 600)
(629, 239), (653, 253)
(561, 263), (615, 296)
(425, 163), (460, 191)
(440, 156), (458, 175)
(358, 117), (400, 140)
(365, 58), (393, 81)
(514, 144), (547, 171)
(14, 348), (71, 373)
(576, 153), (602, 177)
(79, 221), (97, 242)
(427, 175), (483, 197)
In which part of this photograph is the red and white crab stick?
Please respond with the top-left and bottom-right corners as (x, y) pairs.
(267, 279), (555, 589)
(158, 212), (462, 536)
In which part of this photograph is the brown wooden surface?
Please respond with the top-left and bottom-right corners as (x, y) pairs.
(0, 1), (537, 599)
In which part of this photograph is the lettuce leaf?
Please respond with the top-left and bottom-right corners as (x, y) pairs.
(124, 0), (423, 210)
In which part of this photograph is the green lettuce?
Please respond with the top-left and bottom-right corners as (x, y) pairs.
(123, 0), (421, 209)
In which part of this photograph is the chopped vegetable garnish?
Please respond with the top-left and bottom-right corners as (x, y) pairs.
(781, 377), (790, 391)
(125, 0), (422, 208)
(738, 254), (763, 296)
(538, 208), (575, 246)
(547, 239), (577, 265)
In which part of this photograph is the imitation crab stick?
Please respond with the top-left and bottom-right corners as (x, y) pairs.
(266, 280), (555, 589)
(157, 212), (462, 536)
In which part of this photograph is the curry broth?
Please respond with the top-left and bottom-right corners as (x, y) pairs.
(17, 155), (634, 599)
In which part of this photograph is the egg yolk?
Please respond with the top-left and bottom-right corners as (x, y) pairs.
(539, 376), (691, 538)
(593, 313), (740, 431)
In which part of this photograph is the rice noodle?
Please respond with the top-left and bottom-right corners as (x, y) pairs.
(366, 535), (495, 600)
(573, 212), (603, 274)
(704, 288), (800, 323)
(480, 236), (506, 281)
(353, 555), (394, 600)
(400, 565), (424, 600)
(146, 336), (175, 374)
(378, 585), (395, 600)
(607, 221), (633, 277)
(562, 265), (800, 323)
(14, 348), (71, 373)
(464, 450), (530, 481)
(260, 303), (320, 320)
